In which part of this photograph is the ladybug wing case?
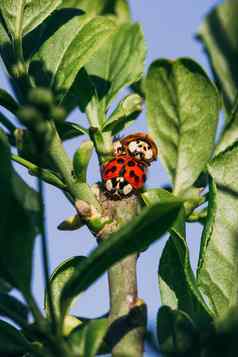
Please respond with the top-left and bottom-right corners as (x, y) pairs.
(124, 160), (147, 190)
(102, 156), (128, 180)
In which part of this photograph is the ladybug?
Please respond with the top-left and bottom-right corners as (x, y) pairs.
(102, 155), (147, 198)
(102, 132), (158, 198)
(121, 132), (158, 164)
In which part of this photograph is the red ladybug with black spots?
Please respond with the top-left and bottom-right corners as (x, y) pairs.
(102, 133), (158, 198)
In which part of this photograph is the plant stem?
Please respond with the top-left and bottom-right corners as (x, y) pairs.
(11, 154), (67, 190)
(37, 174), (57, 334)
(108, 255), (146, 357)
(46, 121), (102, 212)
(99, 193), (147, 357)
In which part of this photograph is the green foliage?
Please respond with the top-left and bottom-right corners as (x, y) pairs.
(215, 97), (238, 155)
(0, 319), (31, 354)
(60, 201), (181, 317)
(45, 256), (86, 321)
(30, 15), (117, 103)
(145, 58), (220, 195)
(142, 189), (212, 328)
(102, 93), (143, 134)
(0, 0), (238, 356)
(0, 130), (39, 295)
(68, 318), (108, 357)
(85, 22), (146, 112)
(197, 0), (238, 114)
(0, 0), (61, 38)
(0, 293), (28, 327)
(197, 145), (238, 316)
(157, 306), (198, 355)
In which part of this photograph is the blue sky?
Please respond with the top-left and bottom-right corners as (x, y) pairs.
(0, 1), (220, 355)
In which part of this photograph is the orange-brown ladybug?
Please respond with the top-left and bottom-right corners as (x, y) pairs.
(102, 133), (158, 198)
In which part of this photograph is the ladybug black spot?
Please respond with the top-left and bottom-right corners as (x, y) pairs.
(105, 169), (111, 175)
(130, 170), (135, 177)
(117, 158), (124, 164)
(111, 166), (117, 173)
(134, 175), (139, 183)
(128, 161), (135, 167)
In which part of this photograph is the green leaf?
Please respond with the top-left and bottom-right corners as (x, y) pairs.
(56, 121), (88, 141)
(157, 306), (198, 354)
(60, 200), (181, 316)
(145, 58), (220, 195)
(68, 318), (108, 357)
(0, 129), (39, 294)
(0, 319), (31, 354)
(0, 0), (62, 38)
(85, 22), (146, 112)
(215, 96), (238, 156)
(65, 0), (131, 22)
(0, 18), (14, 72)
(197, 1), (238, 113)
(197, 145), (238, 316)
(142, 189), (212, 327)
(45, 256), (86, 320)
(57, 0), (107, 15)
(0, 278), (11, 293)
(30, 15), (117, 103)
(0, 293), (28, 327)
(102, 94), (143, 135)
(0, 88), (19, 114)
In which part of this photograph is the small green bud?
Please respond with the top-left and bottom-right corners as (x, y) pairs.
(73, 140), (94, 182)
(50, 106), (66, 122)
(17, 105), (41, 126)
(15, 128), (37, 162)
(28, 87), (54, 114)
(11, 62), (26, 79)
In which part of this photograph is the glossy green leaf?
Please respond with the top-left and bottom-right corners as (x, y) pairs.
(142, 189), (212, 327)
(0, 293), (28, 327)
(68, 318), (108, 357)
(0, 319), (31, 354)
(197, 1), (238, 113)
(157, 306), (198, 354)
(85, 22), (146, 112)
(215, 97), (238, 155)
(197, 144), (238, 316)
(30, 15), (117, 103)
(45, 256), (86, 320)
(0, 129), (39, 294)
(0, 0), (62, 38)
(60, 200), (181, 316)
(145, 58), (219, 195)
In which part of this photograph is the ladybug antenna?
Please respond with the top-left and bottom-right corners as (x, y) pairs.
(113, 135), (122, 142)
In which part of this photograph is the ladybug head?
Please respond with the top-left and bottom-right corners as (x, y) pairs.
(121, 132), (158, 164)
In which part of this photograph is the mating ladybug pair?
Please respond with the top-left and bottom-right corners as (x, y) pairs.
(102, 132), (158, 198)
